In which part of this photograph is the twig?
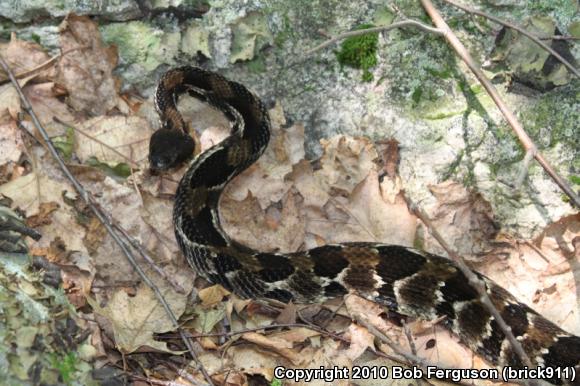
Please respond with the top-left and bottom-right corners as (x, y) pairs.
(53, 116), (139, 168)
(305, 20), (445, 56)
(513, 147), (537, 190)
(402, 321), (418, 356)
(0, 56), (215, 386)
(440, 0), (579, 78)
(0, 46), (89, 84)
(403, 193), (534, 385)
(111, 222), (186, 294)
(420, 0), (579, 208)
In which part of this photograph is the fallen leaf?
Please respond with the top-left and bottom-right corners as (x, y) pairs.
(344, 323), (375, 361)
(241, 331), (302, 365)
(0, 121), (24, 165)
(89, 280), (188, 353)
(56, 14), (119, 115)
(198, 285), (231, 308)
(0, 33), (54, 83)
(23, 82), (76, 133)
(74, 115), (150, 166)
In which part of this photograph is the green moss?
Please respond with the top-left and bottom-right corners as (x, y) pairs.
(521, 85), (579, 147)
(335, 24), (378, 82)
(270, 379), (282, 386)
(50, 352), (78, 384)
(246, 57), (266, 74)
(273, 14), (293, 48)
(30, 33), (41, 44)
(100, 22), (166, 71)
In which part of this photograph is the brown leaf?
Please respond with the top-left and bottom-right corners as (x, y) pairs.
(221, 190), (304, 252)
(0, 33), (54, 83)
(275, 302), (297, 324)
(23, 82), (76, 131)
(425, 181), (498, 257)
(74, 115), (151, 166)
(0, 121), (24, 165)
(474, 214), (579, 334)
(56, 14), (118, 115)
(89, 280), (189, 353)
(83, 216), (107, 255)
(344, 323), (375, 361)
(319, 135), (378, 194)
(25, 201), (59, 228)
(228, 346), (276, 381)
(306, 170), (416, 248)
(198, 285), (231, 308)
(241, 332), (302, 365)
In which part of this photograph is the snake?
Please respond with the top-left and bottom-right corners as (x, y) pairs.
(148, 66), (579, 385)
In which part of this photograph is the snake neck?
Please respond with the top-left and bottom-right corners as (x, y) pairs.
(162, 67), (270, 253)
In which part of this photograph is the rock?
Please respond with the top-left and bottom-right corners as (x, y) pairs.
(0, 0), (142, 23)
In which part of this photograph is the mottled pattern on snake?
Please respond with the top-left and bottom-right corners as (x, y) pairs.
(148, 66), (579, 385)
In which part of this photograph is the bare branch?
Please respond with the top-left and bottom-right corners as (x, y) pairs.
(305, 20), (445, 56)
(420, 0), (579, 207)
(0, 56), (215, 386)
(441, 0), (579, 78)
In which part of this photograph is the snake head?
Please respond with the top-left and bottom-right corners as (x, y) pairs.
(149, 129), (195, 171)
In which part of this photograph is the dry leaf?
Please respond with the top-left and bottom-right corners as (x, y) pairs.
(75, 115), (150, 166)
(306, 170), (416, 248)
(0, 83), (22, 124)
(0, 121), (24, 165)
(241, 331), (302, 365)
(344, 324), (375, 361)
(0, 172), (87, 254)
(221, 190), (304, 252)
(56, 14), (118, 115)
(89, 280), (188, 353)
(198, 285), (231, 308)
(425, 181), (498, 257)
(319, 135), (378, 194)
(0, 33), (54, 83)
(23, 82), (76, 131)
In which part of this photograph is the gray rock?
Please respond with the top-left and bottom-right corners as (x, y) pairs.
(0, 0), (141, 23)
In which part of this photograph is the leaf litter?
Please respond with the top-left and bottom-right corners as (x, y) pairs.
(0, 14), (577, 386)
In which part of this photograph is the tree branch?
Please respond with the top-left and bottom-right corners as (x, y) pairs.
(305, 20), (445, 56)
(420, 0), (579, 207)
(441, 0), (579, 78)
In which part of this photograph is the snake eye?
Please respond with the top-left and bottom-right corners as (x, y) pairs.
(149, 129), (195, 171)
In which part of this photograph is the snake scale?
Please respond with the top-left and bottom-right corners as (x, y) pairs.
(148, 66), (579, 385)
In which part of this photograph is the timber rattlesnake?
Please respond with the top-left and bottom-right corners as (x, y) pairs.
(148, 66), (579, 385)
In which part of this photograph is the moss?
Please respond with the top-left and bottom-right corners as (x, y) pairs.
(100, 21), (166, 71)
(270, 379), (282, 386)
(521, 84), (579, 148)
(335, 23), (378, 82)
(30, 33), (41, 44)
(246, 57), (266, 74)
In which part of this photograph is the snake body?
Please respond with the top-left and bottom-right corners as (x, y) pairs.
(149, 66), (579, 384)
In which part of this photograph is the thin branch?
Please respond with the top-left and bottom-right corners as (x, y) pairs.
(53, 116), (139, 168)
(305, 20), (445, 56)
(0, 56), (214, 386)
(0, 46), (89, 84)
(403, 193), (534, 385)
(514, 147), (537, 190)
(419, 0), (579, 207)
(441, 0), (579, 78)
